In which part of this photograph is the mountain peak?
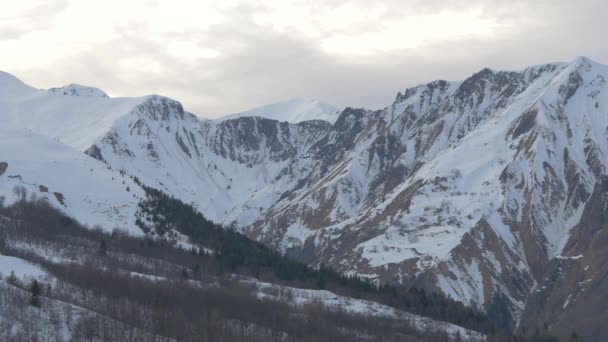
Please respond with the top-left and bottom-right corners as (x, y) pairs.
(572, 55), (595, 65)
(219, 98), (341, 124)
(48, 83), (109, 98)
(0, 70), (23, 84)
(0, 71), (35, 94)
(567, 55), (608, 74)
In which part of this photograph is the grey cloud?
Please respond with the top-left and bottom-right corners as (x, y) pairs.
(8, 0), (608, 117)
(0, 0), (71, 40)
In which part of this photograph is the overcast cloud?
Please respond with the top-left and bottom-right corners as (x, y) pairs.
(1, 0), (606, 117)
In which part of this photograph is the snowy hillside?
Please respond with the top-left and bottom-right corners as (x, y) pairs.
(0, 129), (144, 234)
(219, 98), (341, 123)
(0, 71), (145, 150)
(0, 254), (48, 281)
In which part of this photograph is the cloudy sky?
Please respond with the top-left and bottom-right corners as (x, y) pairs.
(1, 0), (607, 117)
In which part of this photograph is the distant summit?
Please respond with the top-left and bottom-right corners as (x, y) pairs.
(219, 98), (341, 124)
(49, 83), (109, 98)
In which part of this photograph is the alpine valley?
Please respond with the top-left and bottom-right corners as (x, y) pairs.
(1, 56), (608, 341)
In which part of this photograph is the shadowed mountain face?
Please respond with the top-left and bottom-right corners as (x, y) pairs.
(1, 57), (607, 332)
(518, 176), (608, 341)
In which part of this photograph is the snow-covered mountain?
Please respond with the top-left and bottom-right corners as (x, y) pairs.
(0, 72), (331, 223)
(2, 56), (608, 336)
(240, 57), (608, 328)
(219, 98), (341, 123)
(48, 83), (109, 98)
(0, 71), (144, 150)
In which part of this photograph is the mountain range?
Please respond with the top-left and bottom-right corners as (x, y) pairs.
(1, 56), (607, 339)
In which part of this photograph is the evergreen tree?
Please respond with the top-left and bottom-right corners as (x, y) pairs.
(30, 279), (41, 307)
(99, 239), (108, 255)
(6, 270), (19, 286)
(317, 263), (327, 289)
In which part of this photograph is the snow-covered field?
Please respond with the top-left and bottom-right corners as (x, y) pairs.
(0, 254), (48, 281)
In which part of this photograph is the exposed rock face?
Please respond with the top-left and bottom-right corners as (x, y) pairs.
(226, 57), (607, 328)
(519, 176), (608, 341)
(87, 95), (332, 224)
(204, 117), (331, 164)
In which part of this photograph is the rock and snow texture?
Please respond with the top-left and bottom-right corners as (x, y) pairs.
(0, 73), (330, 224)
(234, 56), (608, 326)
(88, 102), (332, 224)
(518, 175), (608, 340)
(48, 83), (109, 98)
(219, 98), (341, 123)
(2, 56), (608, 328)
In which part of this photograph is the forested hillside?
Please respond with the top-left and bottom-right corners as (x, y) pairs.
(135, 182), (494, 333)
(0, 192), (489, 341)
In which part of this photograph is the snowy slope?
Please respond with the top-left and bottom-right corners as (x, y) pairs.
(0, 71), (145, 150)
(0, 254), (48, 281)
(219, 98), (341, 123)
(0, 129), (144, 234)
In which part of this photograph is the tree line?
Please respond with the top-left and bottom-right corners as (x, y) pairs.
(134, 182), (494, 334)
(0, 196), (462, 341)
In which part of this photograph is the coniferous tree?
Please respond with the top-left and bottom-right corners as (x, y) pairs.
(99, 239), (108, 255)
(6, 270), (19, 286)
(30, 279), (41, 307)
